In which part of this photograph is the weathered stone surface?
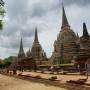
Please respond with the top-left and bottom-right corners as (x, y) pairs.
(51, 5), (78, 64)
(31, 28), (47, 65)
(51, 6), (90, 65)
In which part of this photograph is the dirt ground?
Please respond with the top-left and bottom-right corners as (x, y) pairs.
(0, 74), (66, 90)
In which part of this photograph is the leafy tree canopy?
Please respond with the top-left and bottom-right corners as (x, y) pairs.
(0, 0), (5, 30)
(0, 56), (16, 68)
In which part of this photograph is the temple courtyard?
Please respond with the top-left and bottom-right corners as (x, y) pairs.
(0, 71), (90, 90)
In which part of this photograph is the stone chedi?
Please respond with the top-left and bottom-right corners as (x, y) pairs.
(18, 38), (25, 59)
(77, 23), (90, 60)
(51, 5), (78, 64)
(16, 38), (35, 70)
(10, 38), (26, 70)
(31, 28), (47, 65)
(74, 22), (90, 70)
(80, 23), (90, 49)
(16, 28), (47, 68)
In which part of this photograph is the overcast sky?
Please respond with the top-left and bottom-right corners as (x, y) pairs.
(0, 0), (90, 59)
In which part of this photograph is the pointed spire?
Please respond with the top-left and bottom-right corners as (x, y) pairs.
(18, 38), (25, 58)
(34, 27), (39, 43)
(77, 33), (79, 38)
(76, 33), (80, 44)
(28, 48), (31, 52)
(61, 3), (69, 29)
(83, 22), (89, 38)
(26, 48), (32, 57)
(20, 38), (23, 50)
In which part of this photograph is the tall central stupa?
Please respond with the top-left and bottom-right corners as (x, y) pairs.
(51, 5), (78, 64)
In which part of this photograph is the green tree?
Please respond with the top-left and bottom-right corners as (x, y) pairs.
(0, 0), (5, 30)
(3, 61), (12, 68)
(3, 56), (16, 68)
(0, 60), (3, 68)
